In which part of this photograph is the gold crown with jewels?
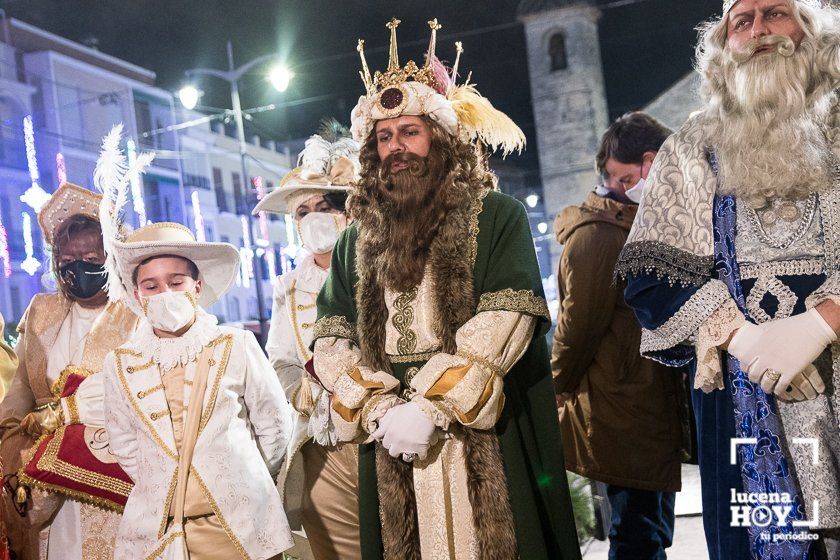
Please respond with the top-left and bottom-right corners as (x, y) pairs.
(357, 18), (454, 96)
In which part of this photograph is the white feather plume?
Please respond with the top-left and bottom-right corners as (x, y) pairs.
(297, 119), (358, 174)
(94, 123), (154, 304)
(297, 134), (360, 176)
(298, 135), (331, 175)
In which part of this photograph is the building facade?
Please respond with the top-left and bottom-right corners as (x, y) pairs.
(519, 0), (610, 268)
(0, 17), (293, 335)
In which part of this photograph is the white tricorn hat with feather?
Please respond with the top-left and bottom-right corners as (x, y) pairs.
(253, 120), (359, 216)
(96, 124), (239, 316)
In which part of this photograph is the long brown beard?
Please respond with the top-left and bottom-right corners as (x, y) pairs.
(348, 118), (495, 294)
(369, 151), (453, 291)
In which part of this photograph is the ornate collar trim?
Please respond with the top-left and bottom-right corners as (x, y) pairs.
(134, 309), (221, 371)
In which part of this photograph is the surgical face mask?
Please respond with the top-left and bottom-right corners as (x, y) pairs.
(298, 212), (348, 255)
(625, 177), (645, 204)
(59, 260), (107, 300)
(141, 290), (197, 333)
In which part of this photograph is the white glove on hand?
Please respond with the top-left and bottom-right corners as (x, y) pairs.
(727, 321), (764, 367)
(60, 372), (105, 426)
(370, 401), (439, 461)
(777, 365), (825, 403)
(729, 309), (836, 396)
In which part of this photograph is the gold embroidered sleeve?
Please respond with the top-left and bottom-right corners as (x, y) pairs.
(313, 337), (401, 441)
(0, 310), (33, 424)
(410, 310), (536, 431)
(312, 315), (357, 344)
(475, 289), (550, 320)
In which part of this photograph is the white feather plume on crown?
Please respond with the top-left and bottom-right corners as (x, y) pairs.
(297, 135), (360, 176)
(94, 123), (155, 304)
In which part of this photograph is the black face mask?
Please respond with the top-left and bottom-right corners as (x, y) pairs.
(59, 260), (107, 300)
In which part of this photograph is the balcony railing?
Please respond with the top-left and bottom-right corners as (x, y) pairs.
(183, 173), (210, 190)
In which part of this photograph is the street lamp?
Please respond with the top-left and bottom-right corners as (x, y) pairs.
(526, 193), (540, 208)
(268, 65), (294, 93)
(180, 40), (293, 344)
(177, 85), (202, 111)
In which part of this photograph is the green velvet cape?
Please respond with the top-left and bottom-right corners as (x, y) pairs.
(315, 191), (581, 559)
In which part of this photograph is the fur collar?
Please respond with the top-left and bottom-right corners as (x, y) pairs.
(353, 187), (488, 373)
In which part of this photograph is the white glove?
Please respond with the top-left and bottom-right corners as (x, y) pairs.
(60, 372), (105, 426)
(727, 321), (765, 367)
(776, 365), (825, 403)
(729, 310), (836, 396)
(370, 401), (440, 461)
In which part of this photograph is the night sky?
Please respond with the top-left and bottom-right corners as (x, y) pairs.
(3, 0), (723, 173)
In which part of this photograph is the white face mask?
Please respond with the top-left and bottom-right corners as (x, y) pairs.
(298, 212), (348, 255)
(142, 290), (197, 333)
(625, 177), (645, 204)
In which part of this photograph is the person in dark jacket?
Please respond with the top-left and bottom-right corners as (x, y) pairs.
(552, 112), (689, 560)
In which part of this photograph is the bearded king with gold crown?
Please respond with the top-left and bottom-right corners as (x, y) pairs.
(616, 0), (840, 558)
(311, 18), (581, 560)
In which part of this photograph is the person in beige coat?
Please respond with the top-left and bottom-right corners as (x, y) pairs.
(257, 128), (361, 560)
(0, 183), (139, 560)
(552, 112), (689, 560)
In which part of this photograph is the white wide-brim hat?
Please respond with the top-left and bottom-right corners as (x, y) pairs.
(112, 222), (239, 308)
(253, 159), (355, 216)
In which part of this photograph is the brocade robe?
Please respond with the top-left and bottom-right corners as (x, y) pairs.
(616, 113), (840, 560)
(313, 190), (581, 560)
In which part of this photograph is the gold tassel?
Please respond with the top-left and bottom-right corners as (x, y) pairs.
(294, 375), (315, 417)
(16, 484), (28, 504)
(449, 84), (526, 157)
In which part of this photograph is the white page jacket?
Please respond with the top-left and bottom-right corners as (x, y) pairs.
(103, 326), (294, 560)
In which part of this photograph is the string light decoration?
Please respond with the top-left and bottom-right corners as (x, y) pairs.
(56, 153), (67, 185)
(20, 116), (51, 212)
(0, 220), (11, 278)
(240, 215), (254, 287)
(191, 190), (206, 242)
(283, 214), (302, 268)
(252, 176), (277, 282)
(20, 212), (41, 276)
(126, 139), (148, 225)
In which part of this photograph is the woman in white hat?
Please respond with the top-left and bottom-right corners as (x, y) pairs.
(255, 129), (361, 559)
(0, 183), (139, 560)
(95, 126), (294, 560)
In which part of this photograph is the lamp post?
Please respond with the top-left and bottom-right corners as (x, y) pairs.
(179, 40), (293, 344)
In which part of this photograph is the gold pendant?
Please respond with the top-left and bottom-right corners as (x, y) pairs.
(16, 485), (28, 504)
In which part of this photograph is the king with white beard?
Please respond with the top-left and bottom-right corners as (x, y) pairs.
(616, 1), (840, 559)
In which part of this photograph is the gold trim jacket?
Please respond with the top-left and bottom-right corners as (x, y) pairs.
(103, 326), (295, 560)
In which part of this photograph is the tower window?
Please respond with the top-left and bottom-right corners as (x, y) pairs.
(549, 33), (568, 71)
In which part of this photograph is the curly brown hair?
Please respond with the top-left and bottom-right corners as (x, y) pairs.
(349, 116), (497, 292)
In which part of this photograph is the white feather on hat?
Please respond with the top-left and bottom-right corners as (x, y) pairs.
(95, 125), (240, 316)
(253, 132), (359, 216)
(94, 124), (154, 307)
